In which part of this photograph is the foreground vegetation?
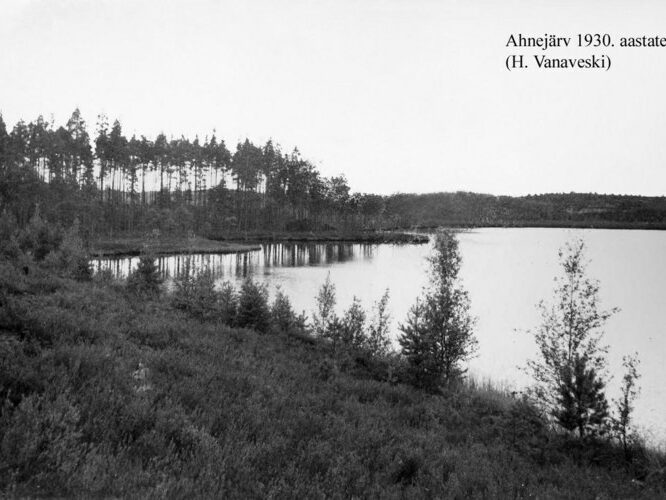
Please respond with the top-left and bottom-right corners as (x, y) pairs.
(1, 226), (665, 497)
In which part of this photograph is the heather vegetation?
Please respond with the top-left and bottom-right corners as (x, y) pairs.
(1, 222), (664, 497)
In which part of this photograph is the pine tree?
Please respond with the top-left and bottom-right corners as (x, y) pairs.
(236, 278), (270, 333)
(526, 239), (616, 438)
(399, 229), (477, 390)
(554, 354), (609, 438)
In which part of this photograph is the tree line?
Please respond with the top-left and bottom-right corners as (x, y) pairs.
(385, 191), (666, 229)
(0, 109), (385, 236)
(2, 109), (664, 239)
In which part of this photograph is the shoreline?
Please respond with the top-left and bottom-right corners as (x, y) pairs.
(397, 221), (666, 231)
(208, 231), (430, 245)
(90, 237), (262, 258)
(91, 232), (430, 258)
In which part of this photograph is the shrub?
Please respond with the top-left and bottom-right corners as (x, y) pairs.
(366, 289), (391, 357)
(236, 278), (270, 333)
(43, 219), (91, 281)
(0, 211), (22, 260)
(217, 281), (238, 326)
(127, 253), (162, 295)
(312, 277), (392, 359)
(554, 354), (609, 438)
(92, 268), (115, 285)
(312, 273), (337, 340)
(0, 392), (86, 492)
(340, 296), (366, 350)
(18, 210), (63, 261)
(270, 286), (297, 333)
(613, 353), (641, 455)
(172, 265), (218, 320)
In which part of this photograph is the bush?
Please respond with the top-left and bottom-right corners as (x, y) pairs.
(340, 297), (366, 350)
(127, 253), (162, 295)
(18, 210), (63, 262)
(43, 219), (92, 281)
(366, 289), (391, 357)
(236, 278), (270, 333)
(312, 273), (337, 340)
(172, 265), (218, 320)
(312, 276), (392, 359)
(217, 281), (238, 326)
(0, 211), (22, 260)
(270, 286), (297, 333)
(0, 392), (86, 492)
(613, 354), (641, 455)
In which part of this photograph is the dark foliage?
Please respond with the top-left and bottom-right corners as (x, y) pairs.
(1, 111), (664, 246)
(0, 252), (664, 497)
(127, 253), (162, 295)
(236, 278), (270, 333)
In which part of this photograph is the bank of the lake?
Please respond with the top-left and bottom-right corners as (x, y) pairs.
(207, 230), (430, 245)
(90, 231), (428, 258)
(90, 236), (262, 257)
(94, 228), (666, 444)
(1, 257), (664, 498)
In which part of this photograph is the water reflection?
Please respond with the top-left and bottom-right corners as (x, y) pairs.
(93, 242), (376, 281)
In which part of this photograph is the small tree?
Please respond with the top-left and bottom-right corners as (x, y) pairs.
(553, 354), (609, 438)
(44, 218), (91, 280)
(399, 229), (477, 390)
(526, 239), (615, 438)
(398, 299), (436, 388)
(271, 286), (296, 333)
(236, 278), (270, 333)
(366, 289), (391, 357)
(340, 296), (366, 350)
(172, 264), (218, 320)
(312, 273), (338, 340)
(218, 281), (238, 326)
(127, 253), (162, 295)
(613, 353), (641, 455)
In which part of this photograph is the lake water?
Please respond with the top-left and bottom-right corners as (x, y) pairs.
(94, 228), (666, 445)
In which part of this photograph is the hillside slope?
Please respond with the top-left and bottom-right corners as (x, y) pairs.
(0, 261), (663, 498)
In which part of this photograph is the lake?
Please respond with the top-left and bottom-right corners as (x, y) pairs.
(94, 228), (666, 445)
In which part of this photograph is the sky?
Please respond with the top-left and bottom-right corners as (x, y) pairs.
(1, 0), (665, 196)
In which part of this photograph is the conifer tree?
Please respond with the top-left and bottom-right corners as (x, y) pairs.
(399, 229), (477, 390)
(526, 239), (616, 438)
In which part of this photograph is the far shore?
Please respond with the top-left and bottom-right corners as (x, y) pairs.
(90, 231), (430, 258)
(90, 236), (262, 258)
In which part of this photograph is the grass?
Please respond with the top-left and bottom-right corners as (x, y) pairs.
(90, 235), (261, 257)
(1, 259), (665, 498)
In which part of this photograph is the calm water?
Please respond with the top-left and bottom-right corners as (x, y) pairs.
(95, 228), (666, 445)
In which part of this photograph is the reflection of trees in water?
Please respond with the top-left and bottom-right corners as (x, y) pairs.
(262, 243), (375, 267)
(93, 243), (377, 281)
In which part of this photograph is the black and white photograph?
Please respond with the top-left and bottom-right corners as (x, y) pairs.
(1, 0), (665, 497)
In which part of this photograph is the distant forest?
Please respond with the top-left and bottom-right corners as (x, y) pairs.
(1, 109), (665, 236)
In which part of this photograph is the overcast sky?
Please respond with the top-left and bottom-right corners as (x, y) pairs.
(1, 0), (665, 196)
